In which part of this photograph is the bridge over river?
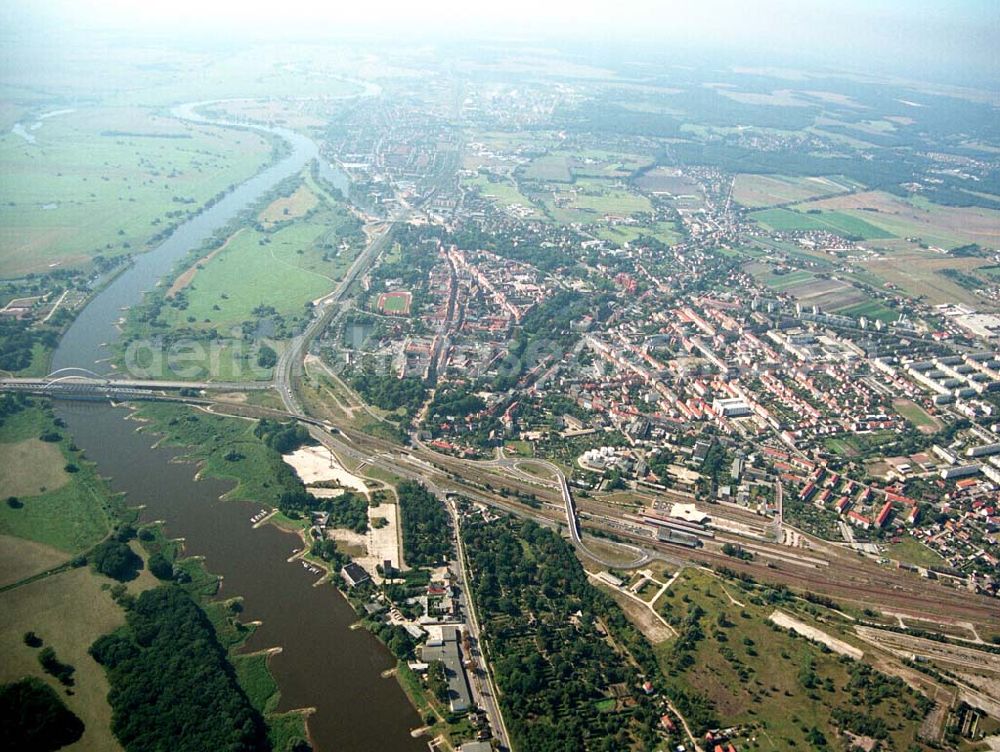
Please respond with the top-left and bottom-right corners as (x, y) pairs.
(1, 368), (272, 400)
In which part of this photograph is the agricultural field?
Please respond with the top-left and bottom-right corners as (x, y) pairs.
(752, 266), (893, 317)
(732, 173), (858, 208)
(0, 403), (117, 556)
(595, 220), (683, 247)
(636, 167), (704, 198)
(796, 191), (1000, 250)
(835, 298), (900, 322)
(751, 207), (895, 239)
(521, 153), (573, 182)
(865, 250), (992, 306)
(655, 569), (937, 750)
(572, 149), (653, 179)
(0, 106), (275, 277)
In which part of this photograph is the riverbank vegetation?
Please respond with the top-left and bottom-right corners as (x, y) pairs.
(463, 515), (665, 751)
(134, 403), (304, 505)
(113, 170), (362, 382)
(133, 522), (311, 751)
(0, 396), (127, 558)
(89, 585), (269, 752)
(0, 397), (312, 752)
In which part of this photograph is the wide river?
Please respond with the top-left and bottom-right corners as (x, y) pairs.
(51, 100), (425, 752)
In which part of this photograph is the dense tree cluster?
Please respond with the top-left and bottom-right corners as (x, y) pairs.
(89, 540), (143, 582)
(0, 315), (59, 372)
(37, 647), (75, 687)
(349, 369), (426, 415)
(397, 481), (453, 567)
(0, 677), (85, 751)
(89, 586), (268, 752)
(256, 344), (277, 369)
(253, 419), (312, 454)
(276, 488), (368, 532)
(428, 386), (485, 421)
(463, 517), (663, 751)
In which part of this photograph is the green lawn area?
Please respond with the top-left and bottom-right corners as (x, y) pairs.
(655, 570), (935, 750)
(823, 439), (858, 457)
(122, 338), (278, 382)
(522, 153), (573, 182)
(761, 269), (816, 291)
(752, 208), (894, 239)
(885, 537), (946, 568)
(837, 298), (899, 322)
(567, 179), (652, 215)
(0, 403), (118, 554)
(892, 399), (940, 431)
(595, 220), (682, 246)
(463, 173), (536, 210)
(0, 106), (273, 277)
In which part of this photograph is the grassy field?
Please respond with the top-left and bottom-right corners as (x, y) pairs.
(892, 399), (941, 433)
(733, 174), (857, 208)
(0, 437), (69, 497)
(543, 178), (653, 225)
(635, 168), (704, 197)
(752, 207), (895, 239)
(522, 153), (573, 182)
(0, 404), (117, 555)
(655, 569), (935, 750)
(837, 298), (899, 322)
(0, 535), (68, 588)
(595, 220), (683, 246)
(865, 251), (989, 306)
(0, 566), (126, 752)
(884, 537), (946, 569)
(259, 184), (318, 227)
(0, 106), (274, 277)
(162, 222), (341, 331)
(464, 173), (536, 211)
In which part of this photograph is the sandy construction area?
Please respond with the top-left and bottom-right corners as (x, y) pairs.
(283, 445), (368, 493)
(770, 610), (863, 660)
(368, 501), (401, 571)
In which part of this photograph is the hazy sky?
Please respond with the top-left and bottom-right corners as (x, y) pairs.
(5, 0), (998, 83)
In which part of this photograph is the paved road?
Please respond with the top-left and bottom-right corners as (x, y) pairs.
(275, 217), (400, 416)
